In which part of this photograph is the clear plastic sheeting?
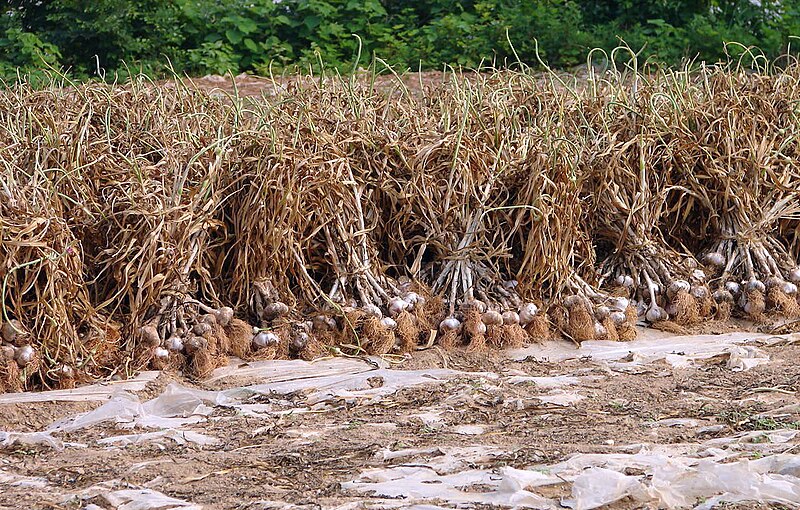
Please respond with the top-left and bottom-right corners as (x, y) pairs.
(49, 384), (222, 433)
(0, 430), (64, 450)
(0, 471), (202, 509)
(510, 330), (779, 371)
(535, 389), (585, 406)
(0, 371), (160, 404)
(343, 464), (556, 508)
(206, 357), (380, 384)
(343, 446), (558, 507)
(243, 367), (493, 407)
(555, 450), (800, 510)
(0, 469), (49, 488)
(102, 488), (203, 510)
(344, 438), (800, 509)
(1, 359), (487, 453)
(567, 467), (647, 510)
(97, 429), (220, 447)
(1, 332), (797, 509)
(506, 374), (586, 388)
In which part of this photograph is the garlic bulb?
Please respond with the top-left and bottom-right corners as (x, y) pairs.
(403, 292), (421, 305)
(14, 345), (34, 367)
(362, 304), (383, 319)
(594, 322), (607, 338)
(252, 331), (280, 349)
(782, 282), (798, 295)
(610, 311), (627, 326)
(789, 267), (800, 283)
(388, 297), (409, 317)
(165, 336), (184, 352)
(690, 285), (708, 299)
(743, 299), (764, 315)
(609, 296), (630, 311)
(184, 336), (208, 354)
(264, 301), (290, 320)
(380, 317), (398, 330)
(645, 306), (666, 323)
(139, 325), (161, 347)
(704, 252), (725, 267)
(290, 332), (310, 352)
(563, 295), (583, 309)
(0, 344), (15, 360)
(214, 306), (235, 327)
(502, 311), (520, 326)
(594, 305), (610, 322)
(481, 310), (503, 326)
(439, 317), (461, 331)
(1, 319), (23, 344)
(745, 279), (766, 293)
(667, 280), (691, 298)
(518, 303), (539, 325)
(153, 347), (169, 360)
(724, 281), (741, 295)
(192, 322), (212, 337)
(313, 315), (337, 331)
(713, 289), (733, 303)
(460, 299), (487, 313)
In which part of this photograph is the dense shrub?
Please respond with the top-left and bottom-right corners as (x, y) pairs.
(1, 0), (799, 80)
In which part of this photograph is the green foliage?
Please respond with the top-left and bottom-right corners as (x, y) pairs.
(2, 0), (800, 80)
(180, 0), (290, 74)
(6, 0), (182, 77)
(0, 8), (61, 82)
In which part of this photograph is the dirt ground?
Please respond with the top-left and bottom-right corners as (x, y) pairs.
(0, 327), (798, 509)
(160, 71), (450, 99)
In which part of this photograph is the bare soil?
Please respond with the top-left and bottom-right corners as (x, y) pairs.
(0, 329), (798, 509)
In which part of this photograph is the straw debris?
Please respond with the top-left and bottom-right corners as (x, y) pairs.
(4, 56), (800, 390)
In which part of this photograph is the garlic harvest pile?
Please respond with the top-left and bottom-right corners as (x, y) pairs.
(5, 58), (800, 391)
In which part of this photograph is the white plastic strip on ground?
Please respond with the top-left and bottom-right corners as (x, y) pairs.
(101, 488), (202, 510)
(344, 435), (800, 510)
(1, 359), (488, 450)
(97, 429), (219, 447)
(0, 371), (160, 404)
(0, 469), (48, 488)
(0, 472), (201, 510)
(243, 366), (492, 406)
(206, 356), (378, 384)
(510, 330), (784, 370)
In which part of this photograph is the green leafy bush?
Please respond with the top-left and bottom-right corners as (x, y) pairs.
(2, 0), (800, 80)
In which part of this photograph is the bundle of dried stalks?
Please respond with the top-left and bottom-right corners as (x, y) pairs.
(0, 84), (118, 390)
(225, 78), (431, 357)
(578, 68), (712, 330)
(661, 63), (800, 319)
(4, 56), (800, 391)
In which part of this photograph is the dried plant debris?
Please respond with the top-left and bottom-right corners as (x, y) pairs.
(3, 57), (800, 390)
